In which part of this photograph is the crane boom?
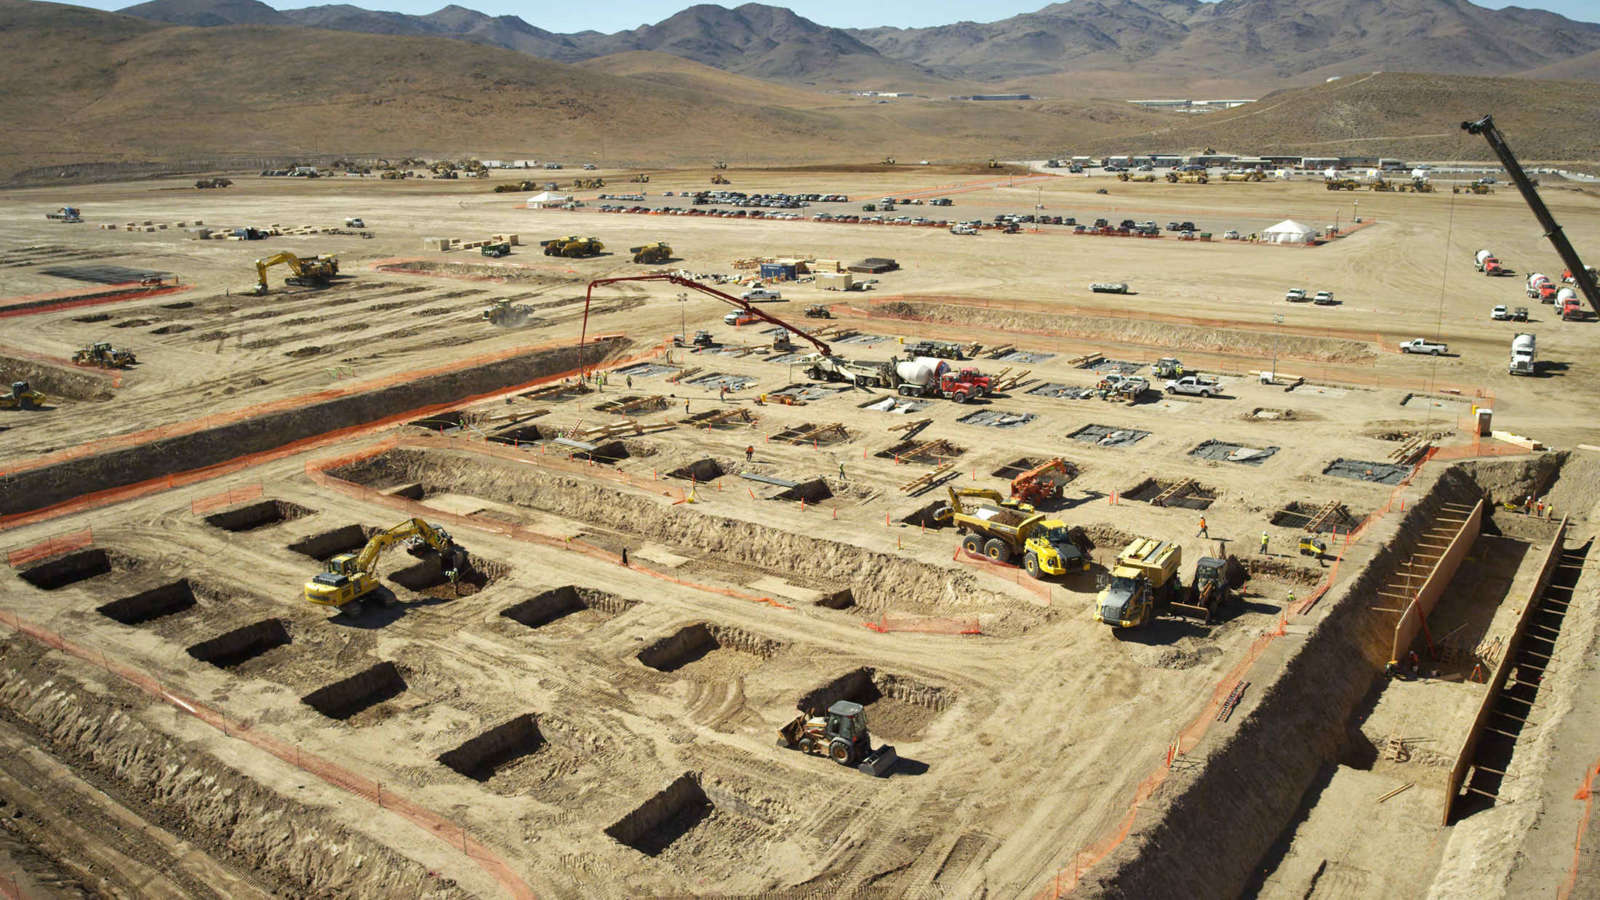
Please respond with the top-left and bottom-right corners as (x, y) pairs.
(1461, 115), (1600, 319)
(578, 273), (832, 374)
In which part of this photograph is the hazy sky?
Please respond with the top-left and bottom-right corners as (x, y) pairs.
(84, 0), (1600, 32)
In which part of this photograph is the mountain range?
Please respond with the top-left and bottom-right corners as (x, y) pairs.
(115, 0), (1600, 90)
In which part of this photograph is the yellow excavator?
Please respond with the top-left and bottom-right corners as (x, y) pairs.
(251, 251), (339, 295)
(303, 518), (467, 609)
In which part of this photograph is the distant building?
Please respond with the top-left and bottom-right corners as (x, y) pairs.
(1126, 98), (1253, 113)
(952, 94), (1033, 101)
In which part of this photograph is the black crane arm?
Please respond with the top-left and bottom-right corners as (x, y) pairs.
(578, 273), (832, 373)
(1462, 114), (1600, 318)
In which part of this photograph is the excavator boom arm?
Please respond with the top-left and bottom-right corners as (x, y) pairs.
(1462, 115), (1600, 318)
(578, 273), (831, 373)
(351, 518), (439, 574)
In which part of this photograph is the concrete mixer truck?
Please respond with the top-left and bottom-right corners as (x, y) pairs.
(891, 356), (992, 403)
(1475, 249), (1504, 276)
(1527, 273), (1555, 302)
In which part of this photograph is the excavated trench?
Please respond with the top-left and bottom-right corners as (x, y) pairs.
(0, 356), (113, 403)
(0, 649), (467, 898)
(796, 666), (953, 742)
(15, 548), (143, 591)
(389, 552), (507, 597)
(1271, 501), (1361, 532)
(501, 585), (635, 630)
(637, 623), (786, 673)
(1, 338), (620, 517)
(436, 714), (546, 782)
(605, 772), (713, 857)
(186, 619), (291, 669)
(300, 661), (407, 720)
(487, 423), (545, 446)
(1124, 478), (1216, 510)
(1085, 462), (1530, 898)
(97, 579), (198, 625)
(772, 478), (834, 503)
(329, 448), (1018, 613)
(286, 524), (377, 560)
(204, 499), (313, 532)
(668, 457), (727, 482)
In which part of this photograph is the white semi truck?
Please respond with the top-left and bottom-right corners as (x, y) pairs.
(1509, 333), (1536, 376)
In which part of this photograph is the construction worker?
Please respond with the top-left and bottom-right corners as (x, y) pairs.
(1260, 531), (1269, 555)
(719, 385), (728, 402)
(838, 462), (847, 481)
(1286, 590), (1296, 608)
(745, 445), (754, 462)
(1537, 498), (1545, 518)
(625, 375), (633, 389)
(684, 399), (691, 415)
(1197, 516), (1209, 538)
(1525, 495), (1534, 515)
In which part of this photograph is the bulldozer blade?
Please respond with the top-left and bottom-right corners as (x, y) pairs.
(859, 745), (898, 777)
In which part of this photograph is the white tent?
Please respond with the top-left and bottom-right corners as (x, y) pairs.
(526, 191), (571, 208)
(1262, 219), (1316, 245)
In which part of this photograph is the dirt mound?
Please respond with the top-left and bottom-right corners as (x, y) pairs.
(870, 301), (1376, 364)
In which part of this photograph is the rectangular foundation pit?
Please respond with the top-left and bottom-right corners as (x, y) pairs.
(771, 423), (850, 446)
(1322, 458), (1413, 485)
(637, 623), (786, 674)
(286, 524), (378, 561)
(796, 667), (953, 742)
(605, 772), (715, 857)
(487, 423), (545, 446)
(615, 362), (678, 379)
(1069, 424), (1149, 447)
(1028, 383), (1096, 400)
(768, 383), (846, 403)
(16, 548), (133, 591)
(502, 585), (636, 630)
(96, 579), (198, 625)
(1190, 439), (1279, 465)
(389, 553), (507, 597)
(1270, 501), (1361, 532)
(301, 661), (407, 721)
(436, 714), (547, 782)
(204, 499), (313, 533)
(667, 457), (727, 482)
(862, 396), (929, 414)
(1124, 478), (1215, 510)
(1085, 358), (1144, 374)
(686, 373), (757, 392)
(957, 409), (1036, 429)
(771, 478), (834, 503)
(878, 438), (964, 465)
(186, 619), (291, 669)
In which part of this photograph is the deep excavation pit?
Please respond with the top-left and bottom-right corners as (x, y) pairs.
(569, 440), (632, 464)
(814, 587), (856, 609)
(203, 499), (313, 532)
(96, 579), (198, 624)
(1, 339), (617, 518)
(436, 713), (547, 782)
(16, 548), (137, 590)
(487, 423), (545, 445)
(1084, 464), (1510, 897)
(286, 524), (377, 560)
(637, 623), (787, 673)
(0, 650), (467, 898)
(877, 438), (965, 464)
(329, 448), (1019, 615)
(901, 500), (950, 528)
(991, 457), (1043, 479)
(605, 772), (714, 857)
(185, 619), (291, 669)
(389, 552), (507, 597)
(1270, 501), (1362, 532)
(796, 667), (953, 742)
(501, 585), (635, 630)
(0, 355), (114, 402)
(300, 661), (407, 720)
(772, 478), (833, 503)
(1124, 477), (1216, 510)
(667, 457), (727, 481)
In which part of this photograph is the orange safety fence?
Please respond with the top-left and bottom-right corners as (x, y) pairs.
(305, 435), (796, 611)
(951, 544), (1053, 600)
(190, 484), (263, 515)
(6, 527), (93, 568)
(0, 282), (191, 319)
(0, 341), (653, 535)
(0, 607), (536, 900)
(863, 614), (981, 635)
(1561, 756), (1600, 900)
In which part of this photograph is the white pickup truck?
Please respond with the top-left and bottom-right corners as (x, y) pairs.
(741, 288), (781, 301)
(1165, 375), (1222, 397)
(1399, 338), (1448, 355)
(1285, 288), (1307, 303)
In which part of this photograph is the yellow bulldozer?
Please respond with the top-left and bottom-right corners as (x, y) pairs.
(0, 381), (45, 411)
(574, 177), (605, 190)
(1118, 172), (1157, 183)
(540, 235), (604, 257)
(628, 173), (651, 183)
(304, 518), (468, 610)
(250, 251), (338, 294)
(1455, 181), (1494, 195)
(711, 174), (730, 185)
(72, 341), (136, 368)
(1166, 171), (1209, 184)
(1324, 178), (1361, 191)
(630, 242), (672, 264)
(1220, 171), (1264, 182)
(1369, 177), (1396, 192)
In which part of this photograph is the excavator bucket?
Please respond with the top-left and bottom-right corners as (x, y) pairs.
(859, 745), (898, 777)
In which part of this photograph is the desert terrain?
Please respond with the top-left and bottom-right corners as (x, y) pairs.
(0, 162), (1598, 899)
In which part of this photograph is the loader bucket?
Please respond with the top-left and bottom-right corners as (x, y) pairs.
(859, 745), (898, 777)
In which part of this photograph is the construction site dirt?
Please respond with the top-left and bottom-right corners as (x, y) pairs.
(1, 166), (1599, 898)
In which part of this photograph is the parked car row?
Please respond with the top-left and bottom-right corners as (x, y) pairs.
(1285, 288), (1338, 305)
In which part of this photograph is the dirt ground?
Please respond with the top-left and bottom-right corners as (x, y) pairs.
(1, 166), (1598, 897)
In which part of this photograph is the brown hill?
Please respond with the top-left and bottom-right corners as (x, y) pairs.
(0, 0), (1162, 179)
(1082, 72), (1600, 161)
